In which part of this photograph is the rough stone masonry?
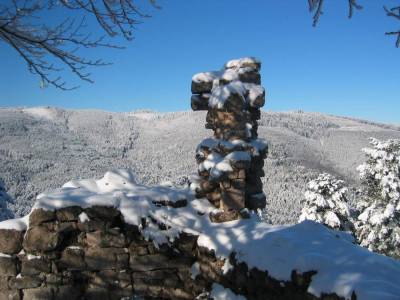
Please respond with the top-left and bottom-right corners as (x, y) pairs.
(191, 57), (268, 221)
(0, 206), (346, 300)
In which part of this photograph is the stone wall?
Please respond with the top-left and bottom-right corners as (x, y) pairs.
(190, 57), (268, 222)
(0, 206), (348, 300)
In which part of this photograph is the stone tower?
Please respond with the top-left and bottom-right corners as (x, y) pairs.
(191, 57), (268, 221)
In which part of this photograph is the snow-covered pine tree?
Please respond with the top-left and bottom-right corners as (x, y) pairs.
(298, 173), (353, 231)
(355, 138), (400, 258)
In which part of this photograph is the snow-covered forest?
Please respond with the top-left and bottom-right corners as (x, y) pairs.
(1, 106), (399, 224)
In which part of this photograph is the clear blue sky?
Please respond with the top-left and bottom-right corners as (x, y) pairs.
(0, 1), (399, 123)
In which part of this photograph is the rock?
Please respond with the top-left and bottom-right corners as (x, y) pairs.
(209, 210), (249, 223)
(29, 209), (55, 226)
(128, 244), (148, 256)
(23, 225), (62, 252)
(0, 290), (20, 300)
(163, 287), (194, 300)
(58, 247), (85, 270)
(87, 270), (132, 297)
(191, 72), (218, 94)
(0, 276), (9, 289)
(0, 256), (17, 276)
(54, 285), (82, 300)
(45, 273), (63, 286)
(21, 257), (50, 276)
(133, 277), (163, 298)
(0, 229), (24, 254)
(228, 169), (246, 180)
(291, 270), (317, 291)
(57, 221), (78, 234)
(246, 193), (267, 210)
(85, 247), (129, 270)
(199, 180), (218, 194)
(174, 233), (198, 254)
(9, 275), (43, 289)
(152, 198), (187, 208)
(23, 287), (53, 300)
(245, 177), (264, 195)
(56, 206), (82, 222)
(129, 254), (169, 271)
(84, 206), (120, 223)
(84, 287), (110, 300)
(225, 57), (261, 71)
(129, 254), (192, 272)
(221, 188), (245, 211)
(77, 219), (109, 232)
(238, 68), (261, 84)
(86, 229), (126, 248)
(191, 94), (210, 111)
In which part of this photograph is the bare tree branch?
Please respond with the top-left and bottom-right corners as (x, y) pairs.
(309, 0), (362, 27)
(348, 0), (363, 19)
(384, 5), (400, 47)
(308, 1), (400, 48)
(0, 0), (157, 90)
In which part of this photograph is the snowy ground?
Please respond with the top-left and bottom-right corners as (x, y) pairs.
(0, 107), (399, 223)
(2, 169), (399, 300)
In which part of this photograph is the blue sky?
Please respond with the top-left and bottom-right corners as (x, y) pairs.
(0, 0), (399, 123)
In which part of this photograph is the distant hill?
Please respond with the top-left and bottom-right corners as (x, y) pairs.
(1, 107), (399, 223)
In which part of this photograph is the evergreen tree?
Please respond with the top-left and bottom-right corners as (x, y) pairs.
(299, 173), (353, 231)
(355, 138), (400, 258)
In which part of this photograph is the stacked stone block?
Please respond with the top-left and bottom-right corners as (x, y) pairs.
(0, 206), (346, 300)
(0, 206), (200, 300)
(191, 57), (268, 217)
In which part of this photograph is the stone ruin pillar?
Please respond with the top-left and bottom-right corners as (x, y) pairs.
(191, 57), (268, 221)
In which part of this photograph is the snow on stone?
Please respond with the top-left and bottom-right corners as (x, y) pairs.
(224, 57), (260, 70)
(209, 81), (246, 109)
(0, 215), (29, 231)
(219, 139), (248, 150)
(198, 151), (250, 179)
(225, 151), (251, 162)
(196, 138), (220, 152)
(210, 283), (246, 300)
(1, 169), (399, 299)
(222, 258), (233, 275)
(244, 83), (265, 108)
(220, 69), (239, 82)
(197, 138), (267, 157)
(78, 212), (90, 223)
(192, 71), (220, 83)
(27, 254), (41, 260)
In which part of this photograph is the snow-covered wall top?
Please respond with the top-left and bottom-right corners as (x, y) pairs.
(191, 57), (265, 110)
(1, 169), (399, 299)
